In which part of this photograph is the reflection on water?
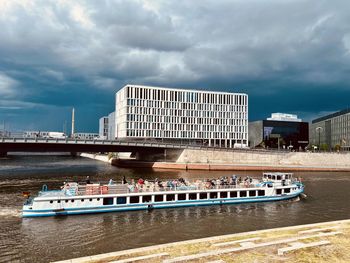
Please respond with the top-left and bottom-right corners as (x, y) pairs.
(0, 155), (350, 262)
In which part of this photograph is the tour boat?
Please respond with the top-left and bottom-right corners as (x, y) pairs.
(22, 172), (304, 218)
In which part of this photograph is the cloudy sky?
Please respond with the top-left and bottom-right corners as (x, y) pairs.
(1, 0), (350, 133)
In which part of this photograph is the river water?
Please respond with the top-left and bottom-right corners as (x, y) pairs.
(1, 155), (350, 262)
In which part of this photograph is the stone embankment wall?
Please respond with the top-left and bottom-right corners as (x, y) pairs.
(80, 153), (112, 163)
(176, 149), (350, 169)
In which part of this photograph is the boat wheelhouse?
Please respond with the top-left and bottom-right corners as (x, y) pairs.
(22, 173), (304, 217)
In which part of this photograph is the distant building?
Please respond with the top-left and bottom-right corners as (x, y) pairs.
(267, 113), (301, 122)
(99, 116), (109, 139)
(310, 109), (350, 151)
(73, 133), (99, 140)
(108, 111), (115, 140)
(115, 84), (248, 148)
(249, 113), (309, 150)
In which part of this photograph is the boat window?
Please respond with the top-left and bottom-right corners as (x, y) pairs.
(103, 197), (113, 205)
(230, 191), (237, 198)
(166, 194), (175, 201)
(220, 192), (228, 198)
(272, 176), (276, 180)
(240, 191), (247, 197)
(49, 201), (53, 204)
(285, 174), (289, 179)
(81, 199), (84, 202)
(97, 198), (100, 201)
(117, 197), (126, 204)
(258, 190), (265, 196)
(249, 190), (256, 197)
(155, 195), (163, 202)
(199, 193), (207, 199)
(277, 175), (281, 180)
(57, 200), (61, 203)
(284, 188), (291, 193)
(130, 196), (139, 203)
(189, 193), (197, 200)
(178, 194), (186, 201)
(276, 189), (282, 195)
(143, 195), (152, 203)
(65, 200), (68, 203)
(89, 198), (93, 202)
(210, 192), (218, 199)
(71, 200), (74, 203)
(268, 175), (272, 179)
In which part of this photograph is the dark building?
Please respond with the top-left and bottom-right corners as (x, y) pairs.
(249, 118), (309, 150)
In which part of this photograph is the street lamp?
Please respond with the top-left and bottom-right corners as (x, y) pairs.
(316, 127), (323, 151)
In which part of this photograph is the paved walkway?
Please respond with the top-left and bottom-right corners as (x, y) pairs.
(55, 219), (350, 263)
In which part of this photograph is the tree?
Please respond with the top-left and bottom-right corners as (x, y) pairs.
(320, 143), (329, 151)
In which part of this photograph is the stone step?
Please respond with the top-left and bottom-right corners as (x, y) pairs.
(110, 252), (169, 263)
(278, 240), (331, 255)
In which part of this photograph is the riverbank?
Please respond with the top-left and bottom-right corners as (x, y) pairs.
(112, 159), (350, 172)
(55, 219), (350, 263)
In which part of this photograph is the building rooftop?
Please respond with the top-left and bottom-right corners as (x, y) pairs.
(120, 84), (248, 96)
(312, 108), (350, 124)
(267, 113), (301, 122)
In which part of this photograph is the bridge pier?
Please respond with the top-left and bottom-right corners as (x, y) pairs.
(0, 152), (7, 158)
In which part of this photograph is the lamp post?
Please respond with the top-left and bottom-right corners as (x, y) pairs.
(316, 127), (323, 151)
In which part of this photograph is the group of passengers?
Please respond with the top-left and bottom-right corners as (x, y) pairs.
(125, 175), (255, 193)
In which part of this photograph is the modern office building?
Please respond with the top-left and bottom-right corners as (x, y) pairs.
(108, 111), (116, 140)
(310, 108), (350, 151)
(115, 84), (248, 148)
(99, 116), (109, 140)
(249, 113), (309, 150)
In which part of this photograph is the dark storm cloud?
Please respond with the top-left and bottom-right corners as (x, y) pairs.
(1, 0), (350, 131)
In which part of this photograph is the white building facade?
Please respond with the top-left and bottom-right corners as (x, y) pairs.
(267, 113), (302, 122)
(99, 116), (109, 139)
(108, 111), (116, 140)
(115, 85), (248, 148)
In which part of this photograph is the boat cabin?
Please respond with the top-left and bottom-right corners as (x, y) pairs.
(262, 172), (293, 183)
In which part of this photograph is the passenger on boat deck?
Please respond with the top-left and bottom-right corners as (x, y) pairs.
(122, 176), (127, 184)
(86, 176), (91, 184)
(138, 178), (144, 185)
(108, 179), (114, 185)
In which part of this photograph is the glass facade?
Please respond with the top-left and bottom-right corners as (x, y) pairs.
(249, 120), (309, 150)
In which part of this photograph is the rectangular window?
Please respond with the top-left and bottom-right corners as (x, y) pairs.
(284, 188), (291, 193)
(166, 194), (175, 201)
(240, 191), (247, 197)
(276, 189), (282, 195)
(249, 191), (256, 197)
(130, 196), (139, 204)
(220, 192), (228, 198)
(230, 191), (237, 198)
(103, 197), (114, 205)
(199, 193), (207, 199)
(117, 197), (127, 204)
(258, 190), (265, 196)
(178, 194), (186, 200)
(143, 195), (152, 203)
(155, 195), (164, 202)
(189, 193), (197, 200)
(210, 192), (218, 199)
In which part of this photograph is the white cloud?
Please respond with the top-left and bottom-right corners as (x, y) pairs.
(0, 72), (19, 97)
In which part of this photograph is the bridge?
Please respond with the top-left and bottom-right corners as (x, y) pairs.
(0, 137), (206, 158)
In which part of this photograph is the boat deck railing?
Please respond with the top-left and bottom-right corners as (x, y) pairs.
(37, 179), (300, 198)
